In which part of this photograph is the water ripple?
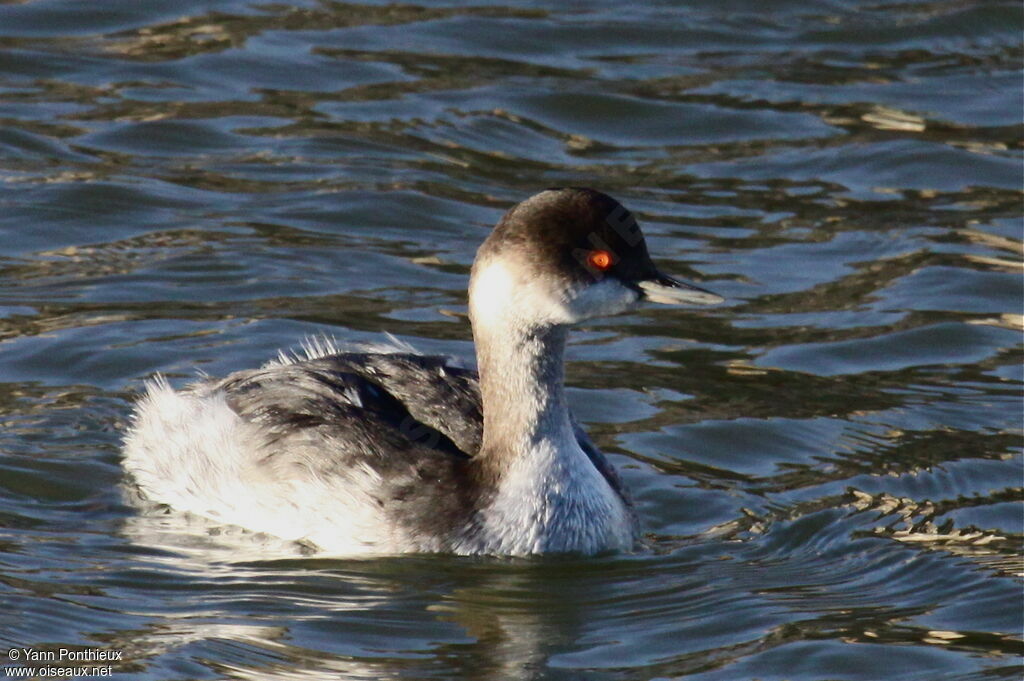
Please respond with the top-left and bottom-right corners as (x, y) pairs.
(0, 0), (1020, 679)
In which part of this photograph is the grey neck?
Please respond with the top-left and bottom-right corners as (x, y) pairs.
(473, 320), (574, 467)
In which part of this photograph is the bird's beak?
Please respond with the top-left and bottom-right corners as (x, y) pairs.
(637, 273), (723, 306)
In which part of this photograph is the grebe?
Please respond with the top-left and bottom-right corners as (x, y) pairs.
(123, 188), (722, 556)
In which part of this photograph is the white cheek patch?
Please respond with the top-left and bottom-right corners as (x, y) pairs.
(470, 259), (572, 325)
(469, 259), (517, 327)
(471, 260), (639, 326)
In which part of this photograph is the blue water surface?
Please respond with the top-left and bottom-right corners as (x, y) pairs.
(0, 1), (1021, 679)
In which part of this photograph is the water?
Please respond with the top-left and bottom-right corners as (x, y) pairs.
(0, 0), (1021, 679)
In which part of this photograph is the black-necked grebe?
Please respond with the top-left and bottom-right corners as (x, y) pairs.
(123, 188), (722, 556)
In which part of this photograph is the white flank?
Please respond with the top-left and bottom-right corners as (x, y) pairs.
(122, 378), (414, 555)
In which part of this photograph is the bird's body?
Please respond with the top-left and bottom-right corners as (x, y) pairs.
(123, 188), (721, 556)
(127, 345), (634, 555)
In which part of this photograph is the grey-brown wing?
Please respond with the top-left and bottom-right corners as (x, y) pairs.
(210, 354), (484, 544)
(215, 353), (481, 461)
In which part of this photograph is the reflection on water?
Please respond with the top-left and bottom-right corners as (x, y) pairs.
(0, 0), (1021, 679)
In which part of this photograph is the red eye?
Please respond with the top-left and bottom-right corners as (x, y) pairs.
(588, 249), (613, 271)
